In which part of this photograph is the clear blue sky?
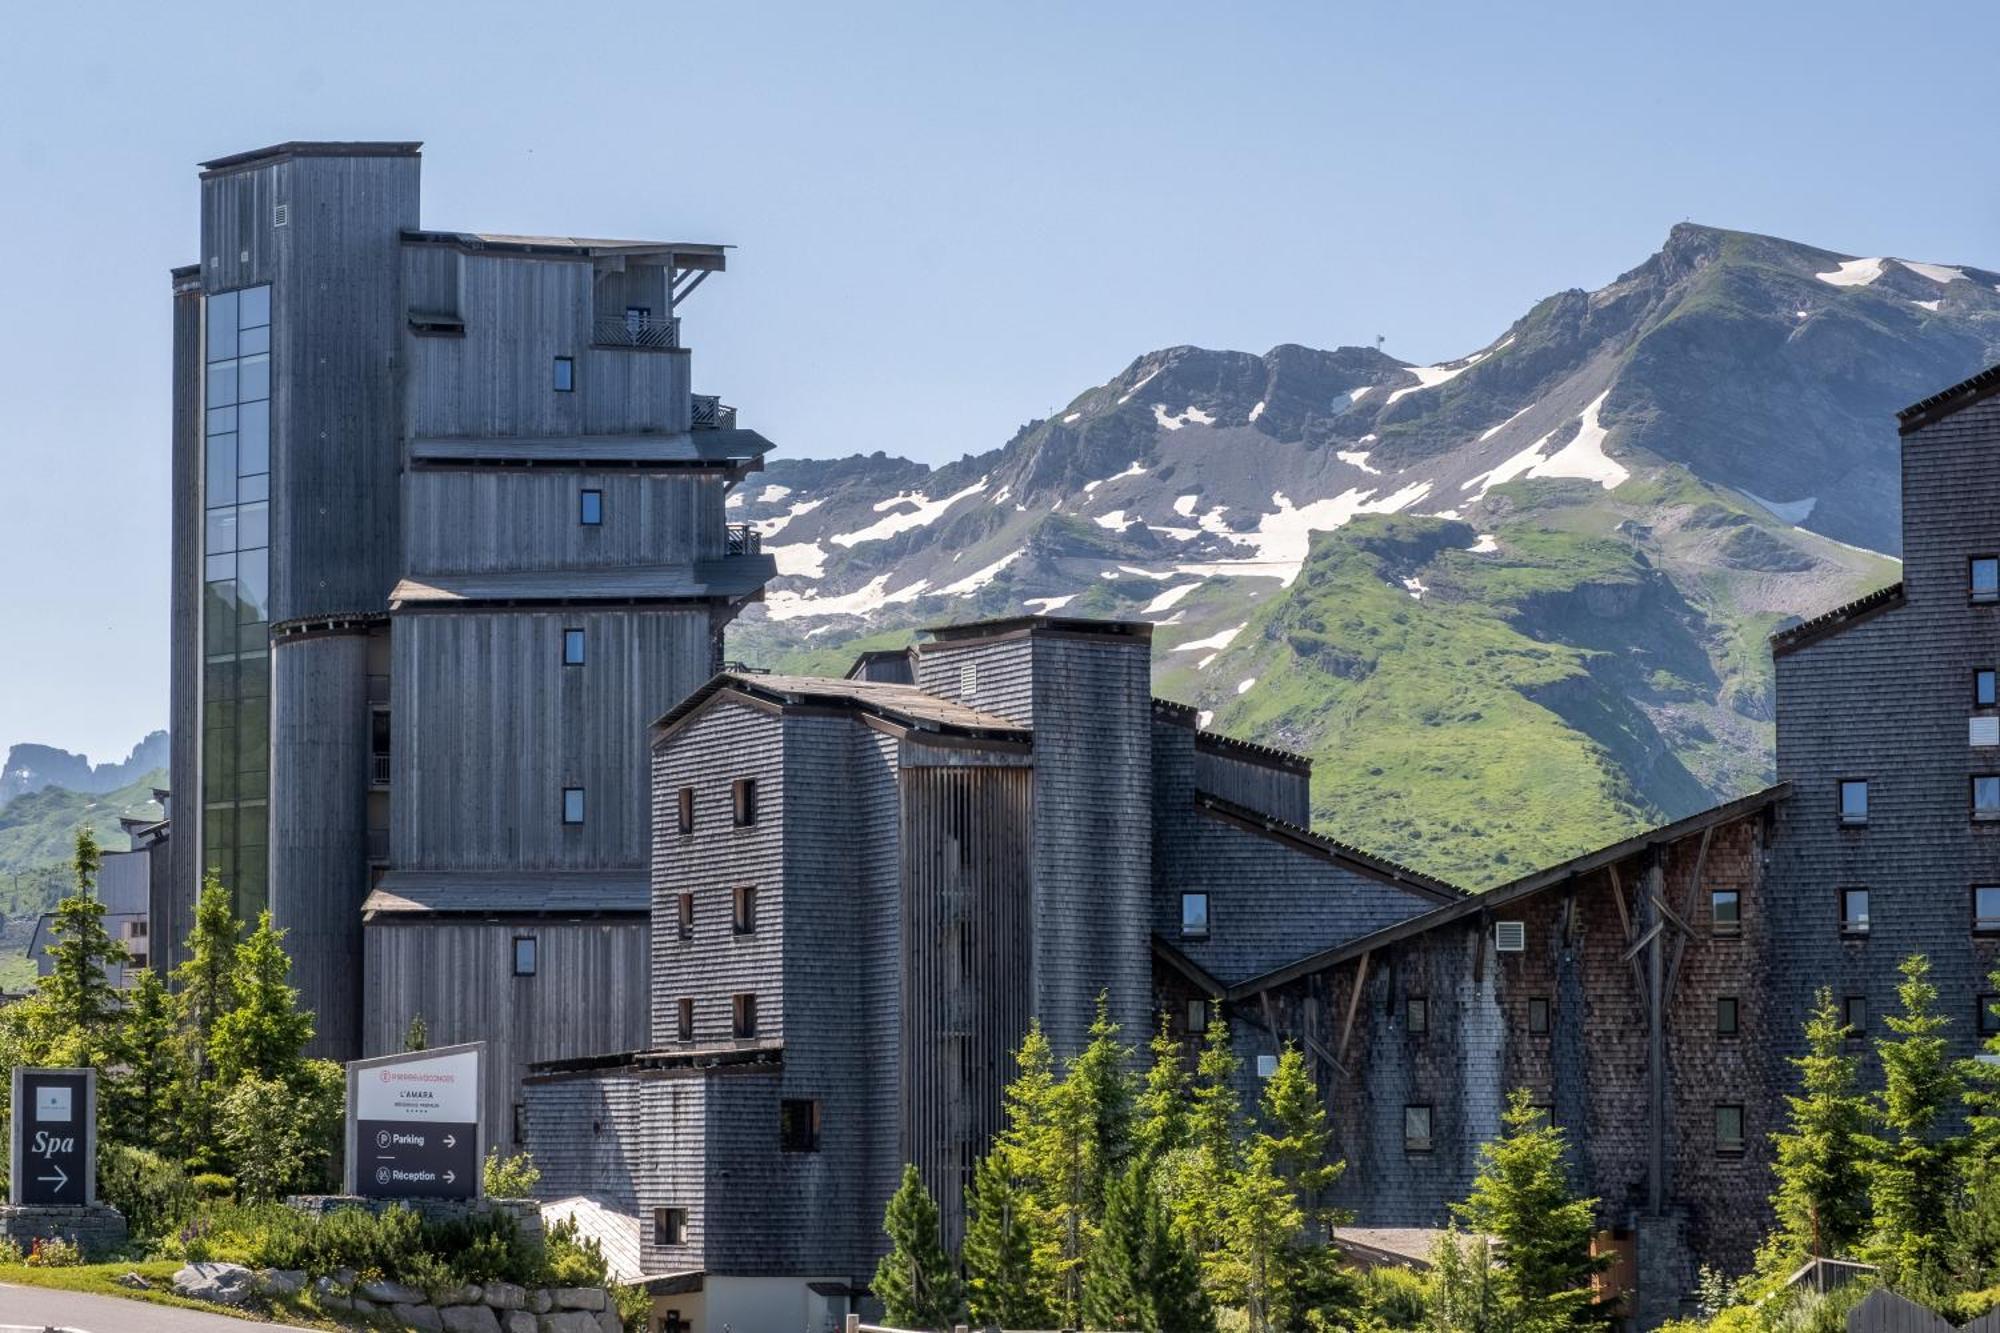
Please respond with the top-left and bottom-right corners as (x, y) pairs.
(2, 0), (1995, 763)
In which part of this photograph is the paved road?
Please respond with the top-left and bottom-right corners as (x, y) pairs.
(0, 1281), (318, 1332)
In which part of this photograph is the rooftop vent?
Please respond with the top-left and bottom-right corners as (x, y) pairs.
(1494, 920), (1526, 954)
(960, 663), (977, 699)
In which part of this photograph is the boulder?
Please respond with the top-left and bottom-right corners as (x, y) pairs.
(351, 1296), (379, 1316)
(596, 1310), (622, 1333)
(256, 1268), (308, 1298)
(442, 1303), (503, 1333)
(504, 1313), (539, 1333)
(115, 1272), (150, 1290)
(538, 1313), (602, 1333)
(331, 1266), (359, 1289)
(362, 1277), (427, 1305)
(483, 1281), (528, 1310)
(529, 1289), (556, 1313)
(395, 1301), (445, 1331)
(172, 1261), (255, 1306)
(554, 1287), (606, 1311)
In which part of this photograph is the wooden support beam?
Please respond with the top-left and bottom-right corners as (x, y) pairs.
(1339, 950), (1372, 1065)
(1645, 856), (1667, 1215)
(1621, 920), (1664, 963)
(1260, 988), (1279, 1046)
(1609, 863), (1649, 1005)
(1650, 894), (1693, 939)
(1664, 825), (1714, 1005)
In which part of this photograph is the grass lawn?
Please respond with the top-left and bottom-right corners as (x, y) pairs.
(0, 1260), (344, 1327)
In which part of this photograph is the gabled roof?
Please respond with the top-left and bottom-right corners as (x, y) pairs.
(1899, 363), (2000, 435)
(652, 671), (1030, 744)
(1224, 783), (1789, 997)
(1195, 792), (1463, 903)
(1769, 583), (1905, 657)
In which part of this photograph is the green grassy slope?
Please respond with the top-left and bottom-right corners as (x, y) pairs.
(0, 769), (165, 884)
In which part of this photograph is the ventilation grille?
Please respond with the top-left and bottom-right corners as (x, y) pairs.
(960, 663), (977, 698)
(273, 203), (290, 228)
(1494, 920), (1527, 953)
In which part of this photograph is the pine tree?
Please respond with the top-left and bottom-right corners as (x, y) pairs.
(1869, 953), (1962, 1280)
(874, 1163), (962, 1331)
(1073, 992), (1137, 1215)
(103, 965), (183, 1146)
(993, 1019), (1064, 1313)
(208, 911), (315, 1087)
(1425, 1226), (1495, 1333)
(1178, 1016), (1243, 1267)
(1084, 1160), (1216, 1333)
(1219, 1135), (1304, 1333)
(25, 829), (128, 1065)
(1257, 1047), (1355, 1330)
(1454, 1088), (1605, 1331)
(1136, 1011), (1192, 1165)
(172, 874), (242, 1073)
(963, 1150), (1053, 1330)
(1768, 987), (1871, 1262)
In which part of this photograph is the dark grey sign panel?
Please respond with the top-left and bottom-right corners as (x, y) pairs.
(10, 1067), (96, 1207)
(344, 1042), (484, 1201)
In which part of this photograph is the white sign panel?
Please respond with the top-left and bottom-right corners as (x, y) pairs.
(35, 1087), (72, 1122)
(354, 1048), (479, 1123)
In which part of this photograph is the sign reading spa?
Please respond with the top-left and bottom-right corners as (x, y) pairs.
(9, 1067), (96, 1207)
(344, 1042), (483, 1200)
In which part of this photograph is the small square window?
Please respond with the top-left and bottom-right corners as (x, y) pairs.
(513, 936), (538, 977)
(1980, 994), (2000, 1037)
(562, 787), (585, 824)
(579, 489), (603, 526)
(1404, 1104), (1434, 1153)
(677, 892), (695, 941)
(780, 1098), (822, 1153)
(1187, 998), (1208, 1033)
(733, 885), (758, 935)
(1975, 776), (2000, 821)
(654, 1207), (687, 1247)
(732, 992), (759, 1039)
(1494, 920), (1526, 953)
(732, 777), (758, 826)
(1255, 1053), (1278, 1079)
(1978, 669), (1997, 708)
(1527, 997), (1550, 1034)
(1839, 780), (1869, 825)
(1716, 1104), (1745, 1154)
(563, 628), (586, 665)
(677, 996), (694, 1042)
(1973, 556), (2000, 602)
(1711, 889), (1741, 936)
(1180, 892), (1210, 939)
(1845, 995), (1867, 1035)
(1841, 888), (1870, 936)
(1407, 996), (1429, 1035)
(1974, 886), (2000, 934)
(677, 786), (695, 835)
(553, 356), (575, 392)
(1716, 996), (1739, 1036)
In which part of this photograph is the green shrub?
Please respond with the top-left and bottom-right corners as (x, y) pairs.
(613, 1282), (651, 1332)
(402, 1251), (459, 1304)
(544, 1216), (611, 1288)
(97, 1143), (193, 1241)
(26, 1236), (81, 1267)
(483, 1147), (542, 1199)
(1358, 1265), (1429, 1329)
(190, 1172), (236, 1201)
(0, 1237), (22, 1264)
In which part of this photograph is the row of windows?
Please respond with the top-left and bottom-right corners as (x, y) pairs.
(646, 1098), (823, 1246)
(1401, 990), (2000, 1042)
(674, 780), (758, 834)
(1835, 775), (2000, 824)
(671, 886), (761, 938)
(671, 993), (760, 1042)
(1837, 884), (2000, 935)
(1398, 1103), (1749, 1155)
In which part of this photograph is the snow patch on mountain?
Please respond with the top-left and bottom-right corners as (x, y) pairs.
(1479, 403), (1536, 442)
(1463, 393), (1625, 498)
(1025, 593), (1078, 612)
(1117, 366), (1161, 404)
(1154, 404), (1216, 431)
(832, 478), (988, 547)
(1173, 494), (1200, 517)
(1902, 260), (1970, 286)
(1817, 257), (1887, 287)
(1249, 400), (1266, 422)
(1145, 582), (1203, 614)
(1336, 450), (1380, 474)
(937, 551), (1023, 597)
(768, 541), (829, 579)
(765, 572), (934, 621)
(1470, 533), (1499, 554)
(1743, 490), (1817, 525)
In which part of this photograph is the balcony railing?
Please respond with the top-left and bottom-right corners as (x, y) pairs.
(691, 394), (738, 431)
(726, 523), (762, 557)
(370, 753), (391, 788)
(592, 313), (681, 350)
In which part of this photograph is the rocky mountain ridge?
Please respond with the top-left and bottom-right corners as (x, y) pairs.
(0, 731), (168, 810)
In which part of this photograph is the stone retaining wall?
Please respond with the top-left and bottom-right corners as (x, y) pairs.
(0, 1203), (128, 1259)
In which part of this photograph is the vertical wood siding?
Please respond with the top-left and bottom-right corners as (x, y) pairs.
(403, 471), (726, 574)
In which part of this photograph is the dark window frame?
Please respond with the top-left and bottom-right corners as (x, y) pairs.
(732, 885), (758, 935)
(732, 777), (758, 827)
(1180, 891), (1211, 939)
(1407, 995), (1429, 1036)
(561, 786), (585, 825)
(1715, 1103), (1746, 1156)
(562, 628), (586, 666)
(677, 786), (695, 835)
(1838, 778), (1869, 826)
(1403, 1104), (1434, 1154)
(1187, 998), (1208, 1034)
(1845, 994), (1868, 1038)
(779, 1098), (822, 1154)
(1716, 995), (1739, 1037)
(1975, 775), (2000, 822)
(512, 935), (538, 977)
(1974, 885), (2000, 935)
(653, 1207), (687, 1247)
(1980, 993), (2000, 1038)
(1978, 669), (1998, 709)
(676, 996), (694, 1043)
(732, 992), (758, 1040)
(1840, 887), (1870, 936)
(676, 892), (695, 941)
(1711, 888), (1742, 936)
(1974, 555), (2000, 603)
(579, 488), (603, 526)
(553, 355), (576, 392)
(1527, 996), (1551, 1035)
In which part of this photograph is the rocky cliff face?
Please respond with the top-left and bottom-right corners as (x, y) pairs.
(0, 731), (169, 809)
(729, 224), (1995, 884)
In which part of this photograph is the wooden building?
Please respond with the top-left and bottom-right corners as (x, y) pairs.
(166, 142), (776, 1133)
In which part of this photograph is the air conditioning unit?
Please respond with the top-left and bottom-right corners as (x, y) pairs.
(1495, 920), (1527, 953)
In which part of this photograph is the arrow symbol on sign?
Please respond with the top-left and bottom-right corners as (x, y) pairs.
(443, 1134), (457, 1148)
(443, 1170), (456, 1184)
(38, 1163), (68, 1193)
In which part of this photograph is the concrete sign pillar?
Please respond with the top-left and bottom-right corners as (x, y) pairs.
(8, 1067), (96, 1207)
(344, 1042), (484, 1200)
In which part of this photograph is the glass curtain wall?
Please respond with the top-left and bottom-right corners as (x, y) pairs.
(202, 285), (272, 918)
